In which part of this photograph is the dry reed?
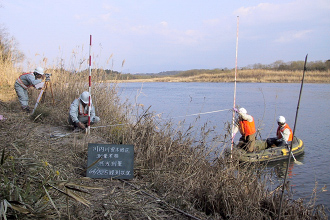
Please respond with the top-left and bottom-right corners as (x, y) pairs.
(0, 49), (327, 219)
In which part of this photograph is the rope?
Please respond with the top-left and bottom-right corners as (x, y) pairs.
(50, 108), (232, 138)
(160, 108), (231, 120)
(90, 108), (231, 129)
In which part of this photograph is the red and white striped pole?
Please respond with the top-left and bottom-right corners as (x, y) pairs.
(87, 35), (92, 134)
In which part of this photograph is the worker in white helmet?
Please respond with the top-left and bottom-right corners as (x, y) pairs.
(232, 107), (256, 152)
(14, 67), (45, 113)
(68, 91), (100, 131)
(267, 116), (293, 148)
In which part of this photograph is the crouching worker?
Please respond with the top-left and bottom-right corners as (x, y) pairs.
(14, 67), (45, 113)
(68, 91), (100, 131)
(233, 107), (256, 152)
(267, 116), (293, 148)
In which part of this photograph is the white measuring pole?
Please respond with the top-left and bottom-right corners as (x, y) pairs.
(87, 35), (92, 134)
(231, 16), (239, 157)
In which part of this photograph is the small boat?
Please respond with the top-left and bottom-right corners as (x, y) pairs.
(230, 136), (304, 163)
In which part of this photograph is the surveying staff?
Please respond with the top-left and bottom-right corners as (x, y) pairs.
(232, 107), (256, 152)
(68, 91), (100, 130)
(14, 67), (45, 113)
(267, 116), (293, 148)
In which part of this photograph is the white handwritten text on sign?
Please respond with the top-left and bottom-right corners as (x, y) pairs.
(87, 144), (134, 179)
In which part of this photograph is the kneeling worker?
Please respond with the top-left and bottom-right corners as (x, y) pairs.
(267, 116), (293, 147)
(68, 91), (100, 130)
(233, 107), (256, 152)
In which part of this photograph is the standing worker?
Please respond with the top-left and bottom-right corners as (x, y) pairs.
(233, 107), (256, 152)
(267, 116), (293, 148)
(14, 67), (45, 113)
(68, 91), (100, 131)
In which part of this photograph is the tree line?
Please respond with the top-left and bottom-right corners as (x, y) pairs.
(245, 60), (330, 71)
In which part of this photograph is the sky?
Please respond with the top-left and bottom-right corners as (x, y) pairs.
(0, 0), (329, 74)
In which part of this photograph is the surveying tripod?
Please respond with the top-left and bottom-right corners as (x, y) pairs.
(31, 74), (55, 115)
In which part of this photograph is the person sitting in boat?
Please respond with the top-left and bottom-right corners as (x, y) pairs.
(266, 116), (293, 148)
(233, 107), (256, 152)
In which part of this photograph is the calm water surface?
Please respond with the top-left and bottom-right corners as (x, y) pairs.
(118, 82), (330, 214)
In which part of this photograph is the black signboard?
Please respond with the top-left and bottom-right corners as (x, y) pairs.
(87, 144), (134, 179)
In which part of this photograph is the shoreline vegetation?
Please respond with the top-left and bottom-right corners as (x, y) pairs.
(105, 69), (330, 83)
(0, 36), (328, 218)
(1, 66), (328, 219)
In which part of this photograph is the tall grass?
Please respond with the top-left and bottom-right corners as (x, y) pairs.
(0, 48), (328, 219)
(0, 42), (20, 101)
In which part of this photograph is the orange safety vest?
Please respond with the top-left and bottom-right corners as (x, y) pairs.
(78, 101), (89, 116)
(16, 73), (34, 89)
(277, 123), (293, 141)
(239, 116), (256, 136)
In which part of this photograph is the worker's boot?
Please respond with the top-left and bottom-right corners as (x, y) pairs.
(22, 106), (30, 113)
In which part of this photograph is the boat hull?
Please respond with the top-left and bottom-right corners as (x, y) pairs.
(231, 137), (304, 163)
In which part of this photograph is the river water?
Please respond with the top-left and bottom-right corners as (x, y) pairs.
(117, 82), (330, 214)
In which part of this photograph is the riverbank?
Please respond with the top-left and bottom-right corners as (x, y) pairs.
(0, 101), (210, 219)
(0, 67), (328, 219)
(105, 69), (330, 83)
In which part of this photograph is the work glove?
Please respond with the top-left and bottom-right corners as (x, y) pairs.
(231, 133), (236, 143)
(77, 122), (86, 129)
(233, 107), (239, 113)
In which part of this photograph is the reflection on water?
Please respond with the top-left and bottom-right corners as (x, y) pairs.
(118, 82), (330, 214)
(273, 160), (299, 180)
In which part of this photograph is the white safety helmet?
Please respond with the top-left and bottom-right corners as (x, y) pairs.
(34, 67), (44, 75)
(79, 91), (90, 104)
(239, 108), (247, 115)
(277, 116), (286, 124)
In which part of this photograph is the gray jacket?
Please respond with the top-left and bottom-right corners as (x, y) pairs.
(16, 73), (42, 89)
(69, 98), (96, 123)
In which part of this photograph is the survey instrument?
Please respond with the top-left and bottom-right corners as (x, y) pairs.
(31, 73), (55, 115)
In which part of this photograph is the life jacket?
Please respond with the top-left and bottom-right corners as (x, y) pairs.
(78, 100), (89, 116)
(239, 116), (256, 136)
(16, 73), (34, 89)
(277, 123), (293, 141)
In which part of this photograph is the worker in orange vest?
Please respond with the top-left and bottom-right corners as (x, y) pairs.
(233, 107), (256, 152)
(14, 67), (45, 113)
(267, 116), (293, 148)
